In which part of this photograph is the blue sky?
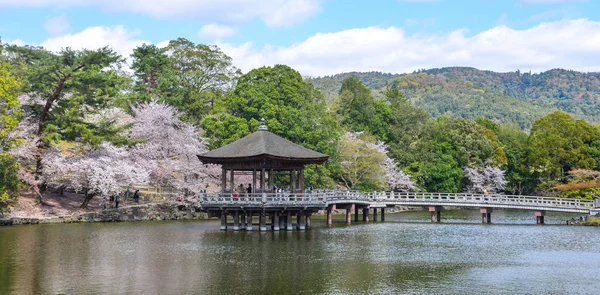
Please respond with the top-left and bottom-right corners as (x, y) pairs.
(1, 0), (599, 76)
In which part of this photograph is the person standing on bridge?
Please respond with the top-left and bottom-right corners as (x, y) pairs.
(483, 188), (489, 202)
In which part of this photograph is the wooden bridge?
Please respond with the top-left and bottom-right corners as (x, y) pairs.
(199, 191), (600, 231)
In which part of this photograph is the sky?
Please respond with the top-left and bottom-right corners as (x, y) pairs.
(0, 0), (599, 77)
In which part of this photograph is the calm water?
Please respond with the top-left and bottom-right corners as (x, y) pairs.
(1, 210), (599, 294)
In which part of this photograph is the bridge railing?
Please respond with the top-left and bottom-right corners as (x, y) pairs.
(373, 192), (594, 209)
(199, 190), (594, 210)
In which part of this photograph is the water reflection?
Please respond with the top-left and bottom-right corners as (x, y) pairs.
(1, 210), (599, 294)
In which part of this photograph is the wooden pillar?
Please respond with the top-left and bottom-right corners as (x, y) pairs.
(233, 211), (240, 231)
(535, 210), (545, 224)
(346, 208), (352, 224)
(273, 213), (280, 231)
(306, 213), (311, 228)
(221, 167), (227, 193)
(291, 169), (297, 193)
(299, 169), (305, 193)
(373, 208), (378, 221)
(286, 214), (293, 231)
(429, 206), (443, 223)
(269, 169), (274, 191)
(260, 211), (266, 231)
(381, 208), (385, 221)
(260, 169), (266, 192)
(362, 208), (369, 222)
(354, 206), (359, 222)
(229, 169), (234, 194)
(299, 213), (306, 230)
(480, 208), (492, 223)
(279, 213), (285, 229)
(252, 169), (256, 193)
(327, 207), (333, 225)
(246, 211), (253, 231)
(240, 213), (246, 229)
(220, 212), (227, 230)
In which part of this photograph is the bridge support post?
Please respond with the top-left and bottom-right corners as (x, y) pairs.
(273, 213), (280, 231)
(354, 206), (359, 222)
(286, 214), (293, 230)
(381, 208), (385, 221)
(327, 207), (333, 225)
(535, 210), (545, 224)
(306, 213), (312, 228)
(246, 211), (253, 231)
(299, 213), (306, 230)
(373, 208), (378, 221)
(260, 211), (267, 231)
(362, 208), (369, 222)
(279, 213), (285, 229)
(240, 213), (246, 229)
(480, 208), (492, 224)
(233, 211), (240, 231)
(346, 205), (353, 224)
(221, 213), (227, 230)
(429, 206), (443, 223)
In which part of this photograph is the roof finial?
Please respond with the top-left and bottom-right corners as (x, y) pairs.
(258, 118), (268, 131)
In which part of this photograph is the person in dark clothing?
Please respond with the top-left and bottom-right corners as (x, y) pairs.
(133, 189), (140, 203)
(115, 193), (120, 208)
(247, 184), (252, 194)
(109, 195), (115, 208)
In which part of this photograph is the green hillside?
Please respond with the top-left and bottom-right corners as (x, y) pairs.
(308, 67), (600, 128)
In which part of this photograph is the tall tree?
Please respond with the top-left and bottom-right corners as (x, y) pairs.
(164, 38), (238, 122)
(202, 65), (341, 187)
(336, 76), (391, 141)
(130, 44), (172, 102)
(0, 47), (22, 202)
(4, 45), (126, 200)
(528, 111), (599, 178)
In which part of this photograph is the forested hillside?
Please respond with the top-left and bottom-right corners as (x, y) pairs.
(309, 67), (600, 128)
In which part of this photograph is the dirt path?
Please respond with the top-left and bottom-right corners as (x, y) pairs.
(10, 191), (103, 218)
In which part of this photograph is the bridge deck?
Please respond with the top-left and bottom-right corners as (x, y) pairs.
(200, 191), (596, 214)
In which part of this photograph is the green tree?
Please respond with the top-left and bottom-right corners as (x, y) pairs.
(4, 45), (127, 193)
(130, 43), (173, 102)
(338, 132), (386, 190)
(0, 46), (22, 201)
(497, 123), (531, 194)
(336, 76), (391, 141)
(202, 65), (341, 187)
(528, 111), (599, 179)
(164, 38), (238, 123)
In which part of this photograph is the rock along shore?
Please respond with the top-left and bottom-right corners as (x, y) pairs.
(0, 203), (208, 226)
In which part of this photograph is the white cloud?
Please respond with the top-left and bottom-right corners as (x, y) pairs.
(44, 15), (70, 35)
(1, 0), (321, 27)
(218, 19), (600, 76)
(40, 25), (147, 60)
(198, 23), (237, 39)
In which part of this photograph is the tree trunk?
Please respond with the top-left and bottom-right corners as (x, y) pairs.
(80, 193), (95, 209)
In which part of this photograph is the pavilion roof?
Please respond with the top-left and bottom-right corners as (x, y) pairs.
(197, 121), (329, 165)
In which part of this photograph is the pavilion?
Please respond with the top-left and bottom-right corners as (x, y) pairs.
(197, 119), (329, 231)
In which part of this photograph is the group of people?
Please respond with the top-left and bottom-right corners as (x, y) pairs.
(232, 184), (253, 201)
(102, 189), (141, 209)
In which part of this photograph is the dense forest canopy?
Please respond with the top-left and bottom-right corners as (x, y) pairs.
(2, 40), (600, 212)
(309, 67), (600, 129)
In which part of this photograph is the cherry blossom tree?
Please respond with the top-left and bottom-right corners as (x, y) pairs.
(129, 101), (220, 193)
(43, 142), (149, 208)
(463, 166), (507, 194)
(338, 131), (416, 191)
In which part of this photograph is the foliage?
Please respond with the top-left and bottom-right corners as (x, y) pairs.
(528, 111), (599, 178)
(337, 132), (386, 190)
(202, 64), (341, 187)
(336, 76), (391, 141)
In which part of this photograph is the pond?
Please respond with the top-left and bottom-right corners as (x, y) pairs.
(1, 209), (599, 294)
